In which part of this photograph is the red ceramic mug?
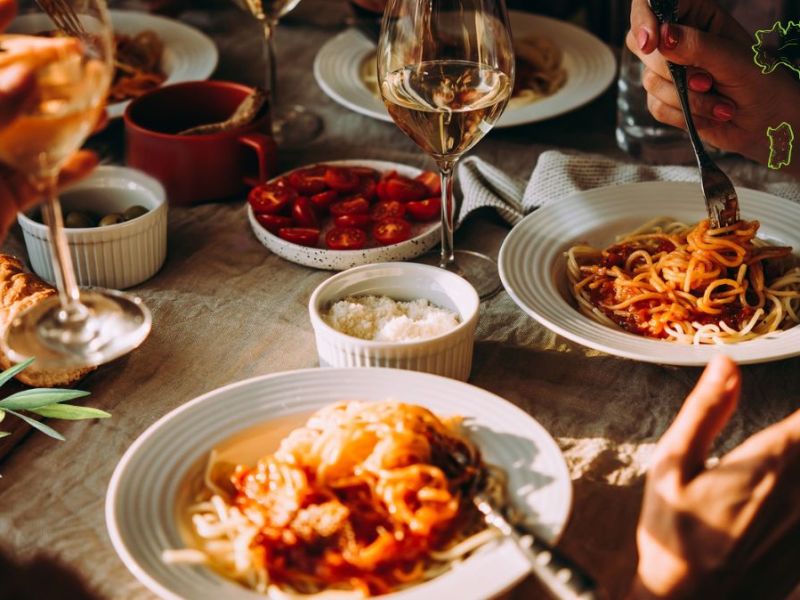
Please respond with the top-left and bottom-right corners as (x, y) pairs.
(124, 81), (278, 205)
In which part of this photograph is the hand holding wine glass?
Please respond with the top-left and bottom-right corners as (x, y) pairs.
(377, 0), (514, 298)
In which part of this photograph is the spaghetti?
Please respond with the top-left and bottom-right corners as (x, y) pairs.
(566, 218), (800, 344)
(110, 31), (166, 102)
(164, 401), (502, 597)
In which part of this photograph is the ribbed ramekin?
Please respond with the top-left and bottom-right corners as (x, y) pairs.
(18, 166), (167, 290)
(309, 262), (480, 381)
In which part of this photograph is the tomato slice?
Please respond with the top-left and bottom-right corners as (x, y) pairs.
(292, 196), (319, 228)
(334, 213), (371, 228)
(278, 227), (320, 247)
(384, 175), (429, 202)
(324, 167), (361, 193)
(371, 200), (406, 221)
(287, 167), (327, 195)
(415, 171), (441, 196)
(357, 177), (377, 201)
(375, 171), (397, 201)
(326, 226), (368, 250)
(248, 183), (297, 215)
(255, 213), (293, 234)
(405, 197), (441, 221)
(349, 166), (379, 180)
(309, 190), (338, 212)
(330, 196), (370, 217)
(372, 217), (412, 245)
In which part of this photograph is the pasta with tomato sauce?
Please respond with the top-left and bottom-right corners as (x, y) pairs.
(163, 401), (503, 597)
(566, 218), (800, 344)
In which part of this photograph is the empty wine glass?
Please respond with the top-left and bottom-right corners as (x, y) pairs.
(377, 0), (514, 298)
(232, 0), (323, 146)
(0, 0), (151, 369)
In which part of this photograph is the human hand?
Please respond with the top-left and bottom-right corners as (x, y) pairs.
(626, 0), (800, 176)
(628, 355), (800, 599)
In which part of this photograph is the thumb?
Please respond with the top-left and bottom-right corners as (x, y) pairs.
(657, 354), (741, 479)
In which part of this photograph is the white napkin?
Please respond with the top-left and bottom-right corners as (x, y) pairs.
(457, 150), (800, 226)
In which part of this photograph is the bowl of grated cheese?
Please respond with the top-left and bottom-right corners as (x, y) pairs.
(309, 262), (479, 381)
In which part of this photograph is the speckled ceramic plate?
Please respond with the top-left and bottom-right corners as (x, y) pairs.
(499, 182), (800, 366)
(248, 160), (440, 270)
(313, 12), (616, 128)
(106, 367), (571, 600)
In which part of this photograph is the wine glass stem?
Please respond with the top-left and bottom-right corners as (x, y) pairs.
(436, 159), (457, 268)
(261, 20), (278, 111)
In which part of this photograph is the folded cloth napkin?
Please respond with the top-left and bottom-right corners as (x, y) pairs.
(457, 150), (800, 226)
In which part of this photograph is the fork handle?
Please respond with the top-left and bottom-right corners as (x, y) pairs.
(666, 62), (714, 171)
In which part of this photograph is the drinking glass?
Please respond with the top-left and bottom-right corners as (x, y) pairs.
(377, 0), (514, 299)
(0, 0), (151, 369)
(232, 0), (322, 146)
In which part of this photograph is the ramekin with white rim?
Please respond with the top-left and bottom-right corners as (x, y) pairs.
(308, 262), (480, 381)
(18, 166), (167, 290)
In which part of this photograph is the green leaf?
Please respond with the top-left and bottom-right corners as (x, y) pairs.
(0, 409), (4, 424)
(0, 357), (35, 388)
(0, 431), (10, 439)
(30, 404), (110, 420)
(6, 409), (65, 441)
(0, 388), (90, 410)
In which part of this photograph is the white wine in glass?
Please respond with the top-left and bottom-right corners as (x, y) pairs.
(0, 2), (151, 369)
(378, 0), (514, 298)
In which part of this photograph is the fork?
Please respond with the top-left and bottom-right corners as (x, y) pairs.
(36, 0), (86, 37)
(648, 0), (740, 228)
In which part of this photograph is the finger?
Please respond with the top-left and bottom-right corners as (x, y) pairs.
(722, 407), (800, 475)
(642, 67), (737, 122)
(630, 0), (659, 54)
(93, 109), (109, 134)
(646, 93), (716, 132)
(0, 0), (16, 30)
(0, 64), (35, 129)
(657, 355), (741, 478)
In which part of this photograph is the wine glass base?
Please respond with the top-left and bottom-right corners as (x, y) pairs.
(2, 289), (152, 370)
(272, 104), (323, 147)
(417, 250), (502, 300)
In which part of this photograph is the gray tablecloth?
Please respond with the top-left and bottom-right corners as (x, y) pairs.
(1, 2), (799, 599)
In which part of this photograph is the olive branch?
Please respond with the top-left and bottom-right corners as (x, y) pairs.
(0, 358), (109, 442)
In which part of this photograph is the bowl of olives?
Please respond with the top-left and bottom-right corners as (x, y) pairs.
(18, 166), (168, 290)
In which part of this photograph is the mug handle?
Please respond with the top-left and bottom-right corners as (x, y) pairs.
(238, 133), (278, 186)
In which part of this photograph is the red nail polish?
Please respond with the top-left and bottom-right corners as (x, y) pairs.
(689, 73), (712, 92)
(637, 29), (649, 50)
(663, 23), (680, 49)
(713, 103), (735, 120)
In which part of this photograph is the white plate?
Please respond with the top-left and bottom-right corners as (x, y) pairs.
(313, 12), (616, 128)
(248, 160), (441, 270)
(106, 367), (572, 600)
(498, 182), (800, 366)
(9, 10), (219, 119)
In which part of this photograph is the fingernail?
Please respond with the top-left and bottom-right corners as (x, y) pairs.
(688, 73), (712, 92)
(713, 103), (735, 120)
(0, 64), (30, 92)
(662, 23), (680, 49)
(637, 28), (649, 50)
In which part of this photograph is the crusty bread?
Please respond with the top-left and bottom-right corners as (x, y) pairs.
(0, 254), (94, 387)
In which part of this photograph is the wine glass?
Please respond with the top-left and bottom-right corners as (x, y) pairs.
(232, 0), (322, 146)
(377, 0), (514, 299)
(0, 0), (151, 369)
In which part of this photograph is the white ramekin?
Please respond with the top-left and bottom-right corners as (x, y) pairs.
(18, 166), (167, 290)
(309, 262), (480, 381)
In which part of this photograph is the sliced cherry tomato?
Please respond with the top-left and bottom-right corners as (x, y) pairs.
(324, 167), (361, 193)
(309, 190), (338, 212)
(349, 166), (379, 180)
(326, 226), (368, 250)
(255, 213), (293, 234)
(334, 213), (371, 228)
(330, 196), (370, 217)
(292, 196), (319, 228)
(372, 217), (412, 246)
(371, 200), (406, 221)
(287, 166), (327, 195)
(357, 176), (377, 201)
(415, 171), (441, 196)
(248, 183), (297, 215)
(405, 197), (441, 221)
(278, 227), (320, 247)
(384, 175), (429, 202)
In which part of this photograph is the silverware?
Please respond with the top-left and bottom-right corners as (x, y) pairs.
(36, 0), (85, 37)
(474, 492), (601, 600)
(648, 0), (740, 228)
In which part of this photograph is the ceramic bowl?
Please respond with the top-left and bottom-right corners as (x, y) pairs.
(18, 166), (167, 290)
(308, 262), (480, 381)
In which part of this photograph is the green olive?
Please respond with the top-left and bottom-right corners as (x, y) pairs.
(98, 213), (124, 227)
(64, 211), (95, 228)
(123, 205), (148, 221)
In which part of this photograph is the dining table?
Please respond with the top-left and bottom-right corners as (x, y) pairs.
(1, 1), (799, 599)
